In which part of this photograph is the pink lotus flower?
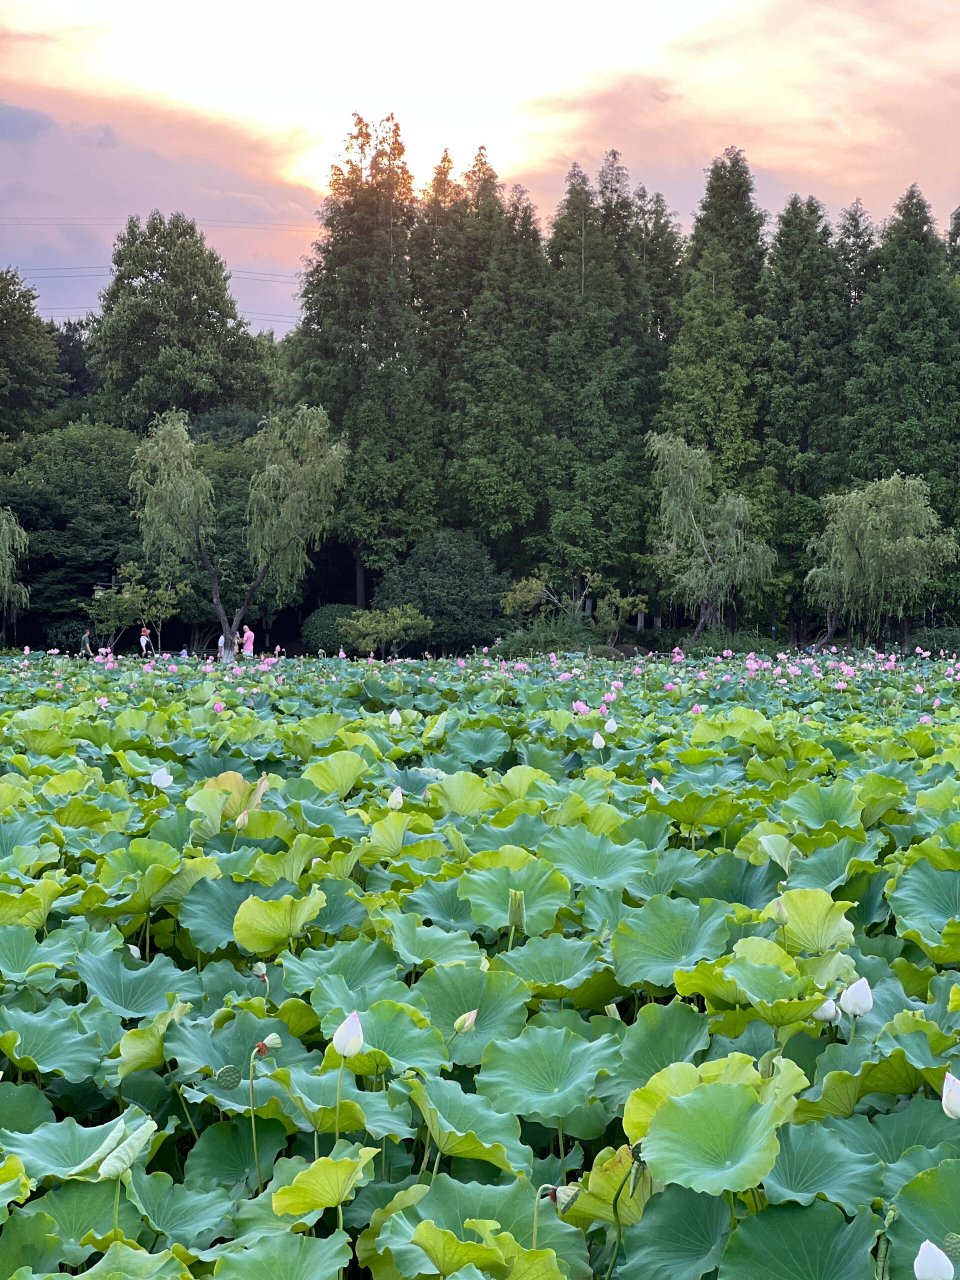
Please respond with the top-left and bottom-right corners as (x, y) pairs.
(572, 700), (590, 715)
(213, 701), (224, 713)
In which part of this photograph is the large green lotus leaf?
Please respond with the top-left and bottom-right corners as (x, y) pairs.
(763, 889), (855, 955)
(718, 1202), (880, 1280)
(303, 750), (370, 799)
(0, 1083), (54, 1133)
(76, 950), (201, 1018)
(211, 1230), (351, 1280)
(271, 1141), (377, 1215)
(0, 1211), (62, 1277)
(612, 896), (731, 987)
(372, 1175), (592, 1280)
(781, 779), (864, 832)
(624, 1055), (765, 1144)
(643, 1083), (780, 1195)
(408, 1222), (506, 1277)
(382, 912), (481, 968)
(601, 1001), (709, 1106)
(621, 1185), (730, 1280)
(268, 1064), (416, 1140)
(125, 1167), (232, 1250)
(165, 1009), (315, 1078)
(281, 935), (401, 998)
(61, 1240), (194, 1278)
(0, 1110), (146, 1181)
(430, 773), (493, 816)
(405, 877), (477, 934)
(476, 1024), (617, 1135)
(824, 1096), (960, 1162)
(443, 725), (511, 767)
(458, 861), (571, 935)
(18, 1181), (141, 1268)
(183, 1119), (288, 1193)
(887, 1158), (960, 1280)
(116, 1000), (192, 1081)
(411, 965), (529, 1065)
(762, 1122), (882, 1212)
(408, 1075), (533, 1175)
(785, 835), (882, 892)
(889, 859), (960, 957)
(233, 888), (325, 954)
(179, 876), (295, 954)
(321, 1000), (449, 1077)
(882, 1142), (960, 1201)
(0, 925), (75, 988)
(493, 935), (601, 999)
(537, 827), (652, 891)
(0, 1002), (101, 1082)
(675, 849), (781, 908)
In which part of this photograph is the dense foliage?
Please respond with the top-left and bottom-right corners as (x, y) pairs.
(4, 121), (960, 651)
(0, 650), (959, 1277)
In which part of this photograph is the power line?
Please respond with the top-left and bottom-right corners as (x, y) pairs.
(0, 216), (317, 230)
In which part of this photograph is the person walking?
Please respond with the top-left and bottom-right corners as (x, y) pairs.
(241, 624), (255, 658)
(217, 633), (226, 662)
(139, 625), (155, 658)
(80, 628), (93, 660)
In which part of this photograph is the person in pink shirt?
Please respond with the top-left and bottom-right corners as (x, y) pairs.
(241, 624), (255, 658)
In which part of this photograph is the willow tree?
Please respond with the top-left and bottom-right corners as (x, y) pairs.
(0, 506), (29, 640)
(805, 473), (957, 643)
(648, 432), (775, 636)
(131, 407), (346, 653)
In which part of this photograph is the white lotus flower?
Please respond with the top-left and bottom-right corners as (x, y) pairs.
(252, 962), (267, 982)
(812, 999), (841, 1025)
(592, 731), (605, 749)
(261, 1032), (282, 1051)
(839, 977), (873, 1017)
(150, 766), (173, 789)
(127, 943), (141, 960)
(604, 717), (617, 733)
(942, 1070), (960, 1119)
(650, 776), (664, 793)
(387, 785), (404, 810)
(453, 1008), (478, 1034)
(389, 708), (402, 728)
(915, 1240), (954, 1280)
(333, 1010), (363, 1057)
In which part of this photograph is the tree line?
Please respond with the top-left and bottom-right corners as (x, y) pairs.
(2, 115), (960, 652)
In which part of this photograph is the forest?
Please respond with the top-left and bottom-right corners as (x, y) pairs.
(2, 114), (960, 655)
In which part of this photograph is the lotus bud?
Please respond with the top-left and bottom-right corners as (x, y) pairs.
(127, 943), (141, 960)
(839, 977), (873, 1017)
(150, 766), (173, 789)
(650, 776), (664, 793)
(387, 785), (404, 811)
(914, 1240), (954, 1280)
(942, 1070), (960, 1119)
(592, 731), (605, 749)
(770, 898), (788, 927)
(508, 888), (526, 936)
(255, 1032), (281, 1057)
(812, 998), (841, 1025)
(333, 1010), (363, 1057)
(453, 1009), (478, 1035)
(389, 708), (402, 728)
(604, 717), (617, 733)
(252, 962), (268, 983)
(554, 1185), (580, 1214)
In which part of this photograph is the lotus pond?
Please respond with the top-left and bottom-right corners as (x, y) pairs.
(2, 648), (960, 1278)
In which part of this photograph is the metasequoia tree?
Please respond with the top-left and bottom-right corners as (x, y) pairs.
(648, 432), (775, 636)
(131, 407), (345, 653)
(805, 474), (957, 643)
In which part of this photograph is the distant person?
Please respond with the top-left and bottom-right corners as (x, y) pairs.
(242, 624), (255, 658)
(179, 647), (189, 659)
(217, 633), (225, 662)
(80, 628), (93, 660)
(139, 626), (155, 658)
(233, 632), (241, 658)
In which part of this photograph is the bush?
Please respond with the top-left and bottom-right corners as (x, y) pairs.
(373, 530), (507, 652)
(685, 626), (784, 657)
(340, 605), (432, 659)
(497, 614), (598, 659)
(301, 604), (359, 654)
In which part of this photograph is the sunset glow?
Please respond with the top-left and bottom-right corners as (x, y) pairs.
(2, 0), (958, 330)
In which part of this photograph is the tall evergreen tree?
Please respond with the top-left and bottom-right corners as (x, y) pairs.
(0, 270), (63, 433)
(756, 195), (848, 632)
(843, 186), (960, 524)
(656, 245), (759, 491)
(295, 115), (436, 604)
(837, 198), (879, 306)
(446, 186), (552, 559)
(688, 147), (766, 313)
(537, 163), (644, 584)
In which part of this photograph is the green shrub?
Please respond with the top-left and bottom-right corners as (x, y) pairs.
(301, 603), (359, 654)
(340, 605), (432, 659)
(497, 614), (597, 659)
(911, 626), (960, 657)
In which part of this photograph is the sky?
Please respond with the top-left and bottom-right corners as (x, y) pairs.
(2, 0), (959, 334)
